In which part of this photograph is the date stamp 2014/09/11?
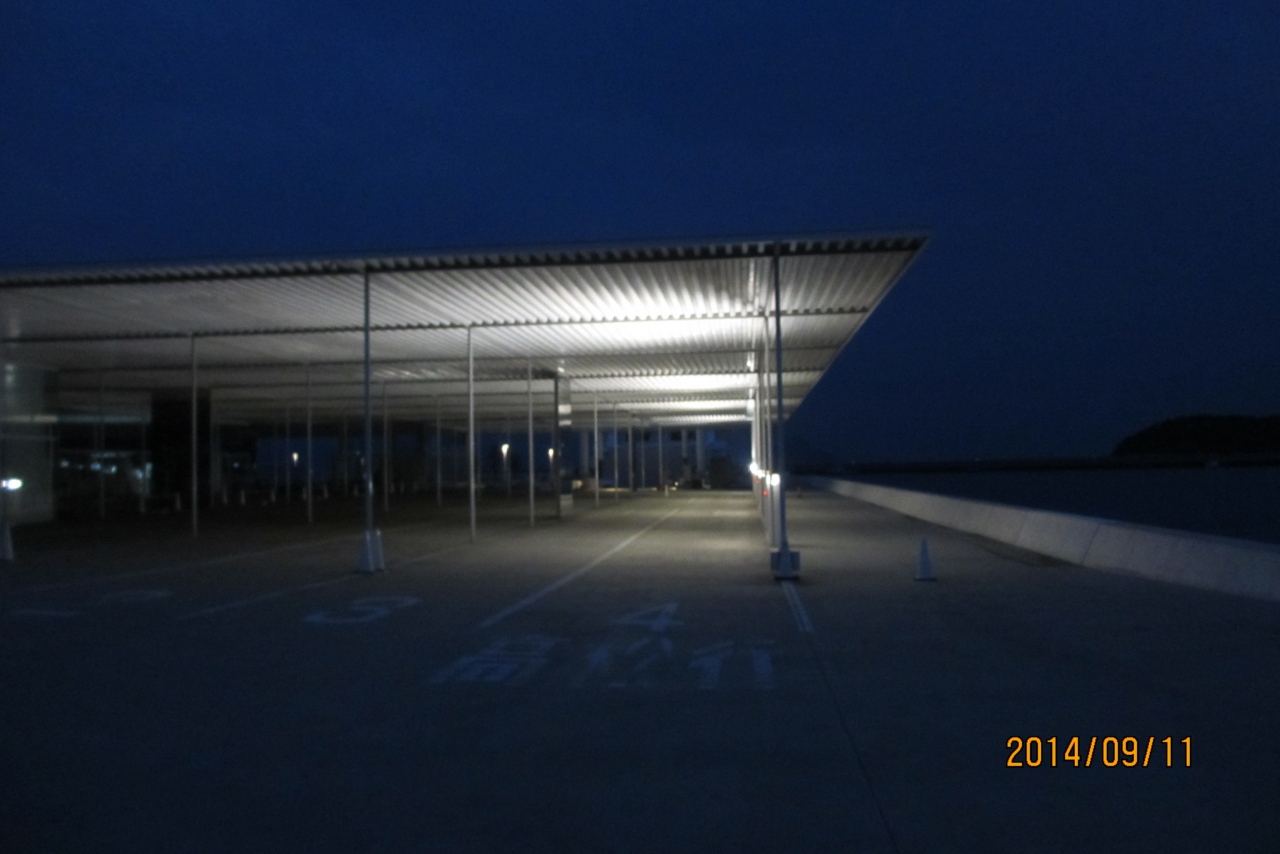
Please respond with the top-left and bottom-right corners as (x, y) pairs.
(1007, 737), (1191, 768)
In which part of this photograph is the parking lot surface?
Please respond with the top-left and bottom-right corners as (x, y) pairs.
(2, 490), (1276, 852)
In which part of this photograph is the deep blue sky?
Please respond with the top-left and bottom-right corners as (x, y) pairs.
(3, 2), (1278, 462)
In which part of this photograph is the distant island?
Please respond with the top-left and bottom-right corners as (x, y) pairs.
(786, 414), (1280, 478)
(1113, 415), (1280, 457)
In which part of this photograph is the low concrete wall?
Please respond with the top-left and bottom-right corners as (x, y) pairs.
(803, 476), (1280, 602)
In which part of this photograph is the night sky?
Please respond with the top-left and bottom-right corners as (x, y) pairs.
(3, 2), (1278, 462)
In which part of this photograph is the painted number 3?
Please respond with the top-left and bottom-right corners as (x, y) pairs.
(305, 596), (421, 624)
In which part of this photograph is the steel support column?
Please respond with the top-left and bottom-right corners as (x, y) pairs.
(189, 335), (198, 538)
(358, 265), (384, 573)
(771, 249), (798, 578)
(139, 414), (147, 515)
(272, 417), (280, 500)
(97, 371), (106, 519)
(382, 382), (390, 513)
(306, 363), (313, 524)
(593, 395), (600, 507)
(680, 428), (687, 486)
(658, 425), (666, 496)
(696, 428), (704, 486)
(0, 366), (11, 561)
(284, 404), (291, 504)
(420, 419), (428, 495)
(435, 400), (442, 507)
(504, 419), (512, 499)
(612, 403), (619, 501)
(0, 367), (9, 559)
(552, 374), (562, 519)
(341, 416), (349, 497)
(208, 392), (216, 506)
(467, 326), (476, 543)
(527, 359), (534, 527)
(627, 421), (634, 490)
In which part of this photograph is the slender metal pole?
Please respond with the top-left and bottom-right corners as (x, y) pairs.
(680, 428), (687, 487)
(284, 404), (291, 504)
(772, 248), (795, 573)
(341, 416), (349, 497)
(190, 335), (198, 537)
(306, 362), (314, 523)
(658, 424), (666, 496)
(552, 375), (562, 519)
(363, 272), (373, 521)
(382, 382), (390, 512)
(612, 403), (619, 500)
(467, 326), (476, 543)
(139, 412), (147, 515)
(527, 359), (535, 527)
(752, 368), (762, 514)
(593, 396), (600, 506)
(757, 332), (768, 540)
(97, 371), (106, 519)
(435, 399), (442, 507)
(208, 392), (216, 506)
(627, 421), (634, 490)
(359, 265), (381, 572)
(273, 418), (279, 498)
(639, 424), (646, 489)
(696, 428), (704, 486)
(0, 365), (8, 560)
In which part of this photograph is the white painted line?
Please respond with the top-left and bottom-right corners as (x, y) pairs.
(780, 580), (814, 634)
(8, 607), (81, 619)
(477, 506), (683, 629)
(176, 543), (463, 620)
(387, 543), (466, 569)
(20, 532), (361, 594)
(177, 575), (355, 619)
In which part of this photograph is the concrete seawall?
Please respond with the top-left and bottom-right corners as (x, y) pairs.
(802, 476), (1280, 602)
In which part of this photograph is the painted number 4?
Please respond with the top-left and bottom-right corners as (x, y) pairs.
(610, 602), (682, 633)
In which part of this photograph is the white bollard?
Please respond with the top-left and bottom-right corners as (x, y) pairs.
(357, 528), (385, 574)
(915, 537), (936, 582)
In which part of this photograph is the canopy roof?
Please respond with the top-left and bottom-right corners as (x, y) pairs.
(0, 234), (926, 428)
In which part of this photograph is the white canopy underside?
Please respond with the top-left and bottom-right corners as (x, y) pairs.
(0, 235), (925, 427)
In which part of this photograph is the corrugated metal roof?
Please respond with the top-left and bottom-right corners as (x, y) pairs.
(3, 234), (926, 425)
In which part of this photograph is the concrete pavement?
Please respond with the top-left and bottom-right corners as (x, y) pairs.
(1, 490), (1275, 852)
